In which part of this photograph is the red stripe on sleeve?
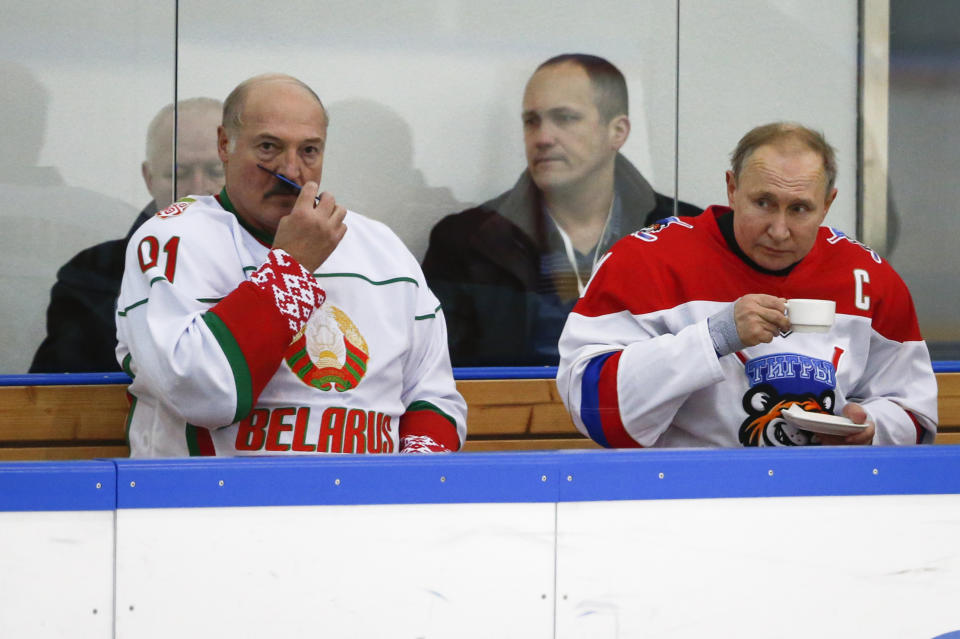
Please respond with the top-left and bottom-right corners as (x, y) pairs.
(209, 281), (293, 402)
(194, 427), (216, 456)
(906, 410), (925, 445)
(596, 351), (642, 448)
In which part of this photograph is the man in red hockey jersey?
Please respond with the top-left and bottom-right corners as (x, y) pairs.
(557, 122), (938, 448)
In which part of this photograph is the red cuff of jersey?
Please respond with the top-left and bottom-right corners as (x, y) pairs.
(597, 351), (642, 448)
(399, 405), (461, 452)
(399, 435), (452, 453)
(906, 410), (924, 444)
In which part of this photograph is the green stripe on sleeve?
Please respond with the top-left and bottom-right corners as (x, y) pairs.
(117, 298), (149, 317)
(121, 354), (136, 440)
(201, 312), (253, 423)
(121, 353), (135, 378)
(406, 400), (457, 428)
(414, 304), (443, 321)
(185, 424), (204, 456)
(124, 395), (137, 440)
(118, 297), (220, 317)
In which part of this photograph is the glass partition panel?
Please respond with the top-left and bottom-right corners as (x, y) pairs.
(677, 0), (859, 233)
(2, 2), (893, 377)
(177, 0), (679, 367)
(888, 0), (960, 358)
(0, 3), (175, 373)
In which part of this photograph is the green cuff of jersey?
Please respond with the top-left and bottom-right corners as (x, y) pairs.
(202, 311), (253, 423)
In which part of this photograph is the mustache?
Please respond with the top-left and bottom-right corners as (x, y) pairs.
(257, 164), (304, 198)
(264, 179), (301, 198)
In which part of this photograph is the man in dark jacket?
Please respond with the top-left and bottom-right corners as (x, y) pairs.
(30, 98), (223, 373)
(422, 54), (701, 366)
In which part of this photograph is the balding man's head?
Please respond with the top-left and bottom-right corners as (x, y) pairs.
(535, 53), (628, 122)
(730, 122), (837, 195)
(221, 73), (328, 150)
(142, 97), (224, 210)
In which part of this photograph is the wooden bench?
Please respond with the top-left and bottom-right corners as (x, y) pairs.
(1, 374), (958, 459)
(933, 372), (960, 444)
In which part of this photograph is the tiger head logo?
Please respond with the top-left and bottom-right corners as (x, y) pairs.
(739, 384), (835, 447)
(738, 352), (839, 447)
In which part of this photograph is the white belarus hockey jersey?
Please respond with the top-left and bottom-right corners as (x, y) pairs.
(116, 191), (466, 457)
(557, 207), (938, 448)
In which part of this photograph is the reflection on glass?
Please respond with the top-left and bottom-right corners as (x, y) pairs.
(177, 0), (680, 369)
(29, 98), (224, 373)
(422, 54), (700, 366)
(888, 0), (960, 359)
(143, 99), (224, 212)
(676, 1), (859, 233)
(0, 2), (174, 374)
(322, 98), (464, 261)
(0, 62), (138, 373)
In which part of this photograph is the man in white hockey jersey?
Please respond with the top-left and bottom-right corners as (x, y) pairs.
(557, 122), (938, 448)
(116, 73), (467, 457)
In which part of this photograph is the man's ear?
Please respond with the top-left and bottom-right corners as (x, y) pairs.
(609, 114), (630, 150)
(141, 161), (153, 193)
(824, 186), (838, 213)
(725, 170), (737, 207)
(217, 125), (231, 163)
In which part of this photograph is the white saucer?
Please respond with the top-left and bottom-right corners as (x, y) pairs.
(781, 405), (866, 436)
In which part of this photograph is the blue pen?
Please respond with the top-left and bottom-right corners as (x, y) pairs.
(257, 164), (321, 206)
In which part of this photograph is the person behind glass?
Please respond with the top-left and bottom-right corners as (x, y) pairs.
(558, 122), (938, 448)
(29, 98), (224, 373)
(115, 73), (466, 457)
(422, 53), (702, 367)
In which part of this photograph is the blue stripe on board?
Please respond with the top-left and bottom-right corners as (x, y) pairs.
(0, 372), (133, 386)
(451, 366), (560, 380)
(109, 446), (960, 509)
(3, 361), (958, 386)
(0, 461), (116, 511)
(5, 447), (960, 511)
(114, 454), (562, 509)
(557, 446), (960, 502)
(933, 360), (960, 373)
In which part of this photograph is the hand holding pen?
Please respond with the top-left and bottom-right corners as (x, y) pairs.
(263, 164), (347, 271)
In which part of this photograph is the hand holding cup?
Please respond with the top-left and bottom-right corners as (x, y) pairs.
(734, 294), (790, 346)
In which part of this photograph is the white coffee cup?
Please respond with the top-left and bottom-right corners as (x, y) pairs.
(785, 299), (835, 333)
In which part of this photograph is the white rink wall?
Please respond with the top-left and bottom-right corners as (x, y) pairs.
(3, 448), (960, 638)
